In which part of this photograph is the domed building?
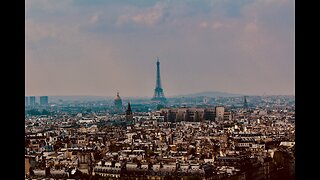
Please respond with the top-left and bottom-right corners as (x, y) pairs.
(114, 91), (123, 112)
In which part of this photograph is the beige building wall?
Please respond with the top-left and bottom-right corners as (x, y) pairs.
(25, 157), (30, 175)
(215, 106), (225, 120)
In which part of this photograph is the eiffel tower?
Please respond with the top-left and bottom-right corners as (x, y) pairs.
(151, 57), (166, 103)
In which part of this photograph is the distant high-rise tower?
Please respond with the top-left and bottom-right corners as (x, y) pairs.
(40, 96), (49, 106)
(114, 91), (123, 112)
(243, 96), (248, 109)
(152, 57), (166, 103)
(30, 96), (36, 106)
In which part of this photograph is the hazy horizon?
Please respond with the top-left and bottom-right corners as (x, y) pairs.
(26, 0), (294, 97)
(25, 90), (294, 98)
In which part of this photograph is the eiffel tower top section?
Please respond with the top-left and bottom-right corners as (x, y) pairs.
(152, 57), (166, 103)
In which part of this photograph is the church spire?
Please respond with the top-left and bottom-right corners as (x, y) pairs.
(126, 101), (133, 121)
(126, 102), (132, 115)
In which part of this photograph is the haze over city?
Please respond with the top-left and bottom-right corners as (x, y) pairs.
(25, 0), (294, 97)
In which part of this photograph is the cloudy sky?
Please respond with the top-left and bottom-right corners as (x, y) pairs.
(25, 0), (294, 97)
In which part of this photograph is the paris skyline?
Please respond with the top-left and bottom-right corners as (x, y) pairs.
(25, 0), (294, 97)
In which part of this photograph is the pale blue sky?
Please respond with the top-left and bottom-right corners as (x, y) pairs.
(25, 0), (294, 97)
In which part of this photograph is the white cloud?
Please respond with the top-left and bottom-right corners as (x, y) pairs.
(132, 11), (162, 26)
(26, 18), (80, 45)
(244, 22), (258, 33)
(199, 21), (208, 28)
(198, 20), (237, 31)
(212, 21), (224, 29)
(116, 14), (130, 25)
(25, 19), (58, 43)
(115, 1), (168, 27)
(89, 14), (100, 24)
